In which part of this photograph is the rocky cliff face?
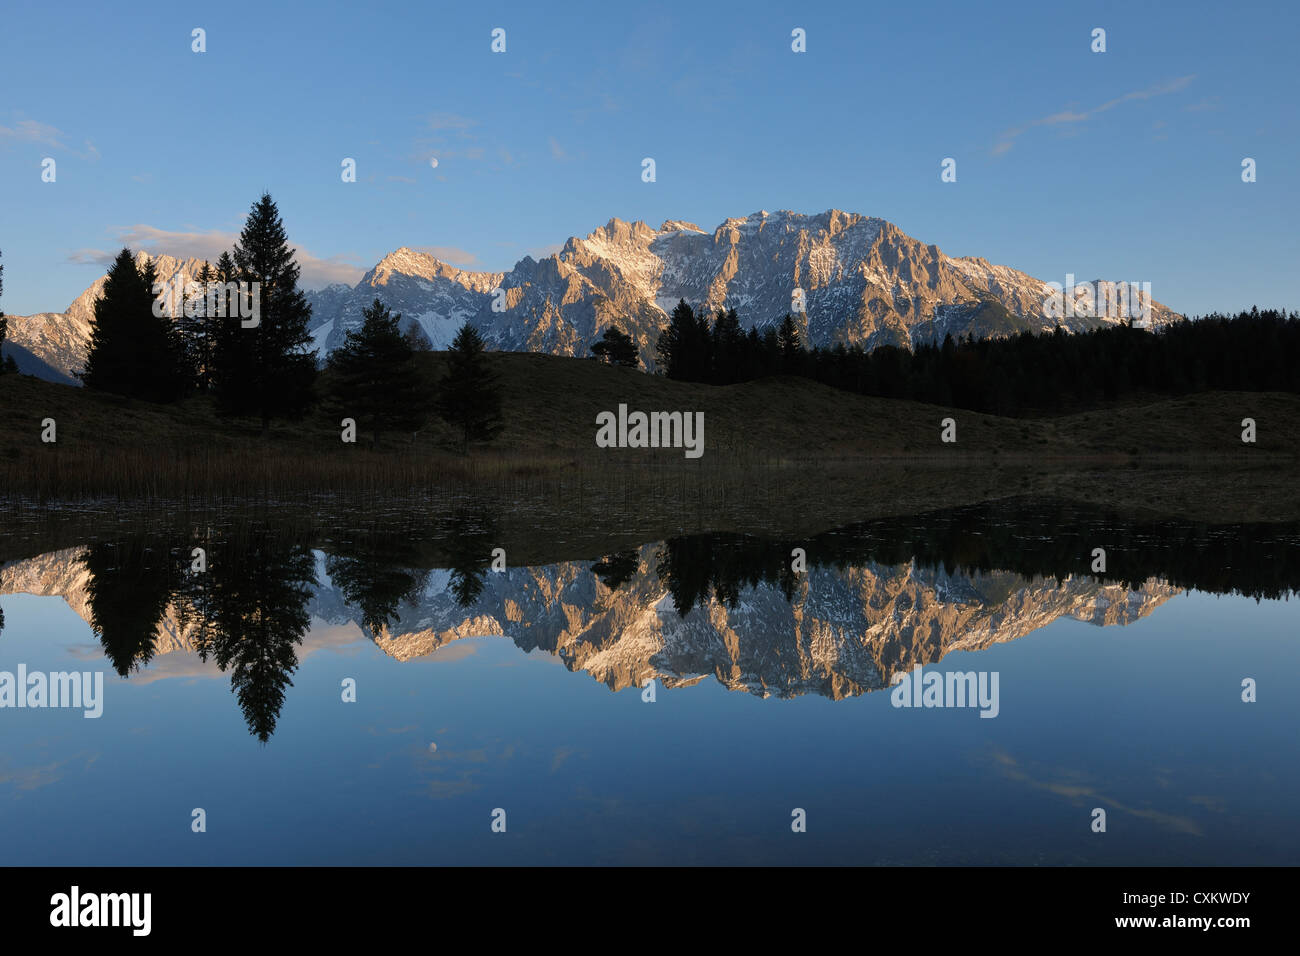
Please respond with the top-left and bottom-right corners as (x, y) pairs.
(0, 544), (1178, 700)
(310, 211), (1182, 366)
(6, 210), (1182, 380)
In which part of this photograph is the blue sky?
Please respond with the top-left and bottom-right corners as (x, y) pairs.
(1, 0), (1295, 316)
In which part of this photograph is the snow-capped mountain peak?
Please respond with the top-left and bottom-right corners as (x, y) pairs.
(5, 210), (1184, 380)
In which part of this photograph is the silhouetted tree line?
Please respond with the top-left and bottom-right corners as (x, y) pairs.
(324, 300), (502, 450)
(71, 508), (508, 740)
(656, 300), (804, 384)
(80, 195), (316, 422)
(834, 498), (1300, 601)
(654, 300), (1300, 414)
(325, 531), (433, 637)
(655, 535), (801, 615)
(66, 193), (502, 449)
(323, 505), (497, 635)
(647, 497), (1300, 615)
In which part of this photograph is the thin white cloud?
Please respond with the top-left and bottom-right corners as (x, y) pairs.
(0, 118), (100, 161)
(993, 75), (1196, 155)
(67, 225), (365, 289)
(66, 248), (122, 265)
(413, 111), (517, 171)
(0, 118), (65, 148)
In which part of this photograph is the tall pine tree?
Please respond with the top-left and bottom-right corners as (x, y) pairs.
(213, 194), (317, 433)
(80, 249), (190, 401)
(778, 313), (803, 373)
(436, 323), (503, 453)
(82, 538), (175, 676)
(184, 528), (314, 742)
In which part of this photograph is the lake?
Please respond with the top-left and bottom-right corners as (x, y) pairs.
(1, 496), (1297, 865)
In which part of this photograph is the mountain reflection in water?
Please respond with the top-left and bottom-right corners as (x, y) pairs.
(2, 498), (1297, 741)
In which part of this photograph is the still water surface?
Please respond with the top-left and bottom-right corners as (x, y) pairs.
(1, 498), (1296, 864)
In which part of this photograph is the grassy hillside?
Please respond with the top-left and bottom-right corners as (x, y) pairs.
(1, 351), (1296, 498)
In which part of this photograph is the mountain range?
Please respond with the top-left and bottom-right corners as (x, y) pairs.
(1, 544), (1174, 700)
(2, 210), (1183, 383)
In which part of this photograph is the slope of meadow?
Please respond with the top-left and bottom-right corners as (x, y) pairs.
(0, 352), (1296, 501)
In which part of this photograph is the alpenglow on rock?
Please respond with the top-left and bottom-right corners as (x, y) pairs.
(1, 543), (1176, 701)
(4, 211), (1182, 381)
(307, 210), (1181, 367)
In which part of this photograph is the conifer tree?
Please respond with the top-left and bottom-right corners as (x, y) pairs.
(214, 251), (238, 295)
(710, 308), (743, 383)
(186, 529), (314, 742)
(326, 298), (432, 445)
(761, 326), (781, 374)
(325, 538), (430, 638)
(657, 299), (709, 380)
(177, 260), (217, 391)
(778, 313), (803, 373)
(591, 325), (639, 367)
(80, 249), (190, 401)
(212, 194), (317, 433)
(694, 307), (714, 380)
(210, 250), (252, 399)
(435, 322), (502, 453)
(444, 508), (494, 605)
(82, 538), (175, 676)
(138, 255), (194, 395)
(81, 249), (146, 393)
